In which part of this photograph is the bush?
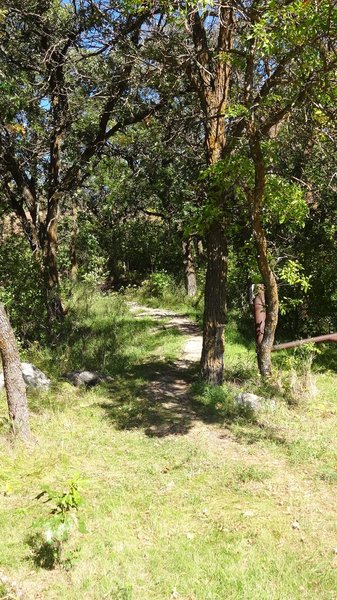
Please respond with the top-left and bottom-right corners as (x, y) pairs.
(140, 271), (175, 298)
(0, 236), (47, 343)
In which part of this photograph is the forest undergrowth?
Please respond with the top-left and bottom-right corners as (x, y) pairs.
(1, 290), (337, 599)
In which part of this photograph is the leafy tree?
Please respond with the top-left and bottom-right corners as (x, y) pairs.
(0, 0), (163, 323)
(150, 0), (337, 379)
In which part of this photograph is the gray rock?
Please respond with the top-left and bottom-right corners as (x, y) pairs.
(0, 362), (51, 390)
(63, 370), (111, 388)
(234, 392), (263, 412)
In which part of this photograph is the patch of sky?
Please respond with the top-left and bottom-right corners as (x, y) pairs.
(40, 97), (50, 110)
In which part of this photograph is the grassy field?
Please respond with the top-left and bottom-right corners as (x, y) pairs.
(1, 291), (337, 599)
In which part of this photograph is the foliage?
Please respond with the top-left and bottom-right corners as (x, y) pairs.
(31, 478), (85, 569)
(140, 271), (175, 298)
(0, 235), (47, 342)
(264, 176), (308, 228)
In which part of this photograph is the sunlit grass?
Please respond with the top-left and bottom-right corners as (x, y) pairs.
(1, 292), (337, 598)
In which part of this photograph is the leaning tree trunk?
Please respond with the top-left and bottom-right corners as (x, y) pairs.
(201, 220), (228, 385)
(0, 304), (30, 440)
(249, 136), (279, 377)
(182, 237), (197, 297)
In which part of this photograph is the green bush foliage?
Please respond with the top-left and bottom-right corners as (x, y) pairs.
(0, 236), (47, 342)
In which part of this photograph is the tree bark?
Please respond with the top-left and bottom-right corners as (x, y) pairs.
(42, 199), (65, 324)
(249, 137), (279, 377)
(0, 304), (30, 440)
(201, 220), (228, 384)
(254, 227), (279, 377)
(182, 237), (197, 297)
(185, 6), (233, 385)
(69, 204), (79, 281)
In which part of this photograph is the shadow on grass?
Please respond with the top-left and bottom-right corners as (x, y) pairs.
(49, 316), (184, 377)
(99, 360), (199, 437)
(26, 534), (59, 570)
(228, 420), (289, 447)
(29, 301), (288, 447)
(314, 344), (337, 372)
(98, 359), (288, 447)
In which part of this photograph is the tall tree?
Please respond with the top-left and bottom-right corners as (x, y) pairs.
(153, 0), (337, 380)
(0, 0), (162, 323)
(153, 1), (234, 383)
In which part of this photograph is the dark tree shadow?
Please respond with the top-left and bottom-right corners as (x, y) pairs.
(46, 306), (289, 447)
(26, 534), (59, 570)
(49, 315), (184, 378)
(99, 360), (199, 437)
(98, 356), (289, 447)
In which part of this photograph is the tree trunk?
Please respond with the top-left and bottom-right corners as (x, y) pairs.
(43, 244), (64, 323)
(182, 237), (197, 297)
(0, 304), (30, 440)
(254, 234), (279, 377)
(42, 196), (64, 324)
(200, 221), (228, 385)
(184, 5), (233, 385)
(249, 136), (279, 377)
(69, 205), (79, 281)
(195, 237), (205, 259)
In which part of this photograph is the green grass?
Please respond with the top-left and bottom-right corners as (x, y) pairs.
(124, 283), (204, 324)
(1, 292), (337, 599)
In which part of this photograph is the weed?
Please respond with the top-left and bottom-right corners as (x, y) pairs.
(272, 344), (319, 404)
(318, 467), (337, 484)
(233, 465), (271, 484)
(30, 478), (85, 569)
(108, 582), (133, 599)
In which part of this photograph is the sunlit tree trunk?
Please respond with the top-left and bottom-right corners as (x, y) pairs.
(0, 304), (30, 440)
(185, 5), (233, 385)
(249, 136), (279, 377)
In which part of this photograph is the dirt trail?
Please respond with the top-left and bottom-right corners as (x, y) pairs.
(126, 303), (290, 457)
(127, 303), (248, 449)
(126, 303), (248, 446)
(126, 303), (246, 452)
(127, 302), (207, 437)
(128, 302), (203, 363)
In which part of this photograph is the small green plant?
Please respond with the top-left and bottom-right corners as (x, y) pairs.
(192, 382), (256, 421)
(31, 478), (86, 569)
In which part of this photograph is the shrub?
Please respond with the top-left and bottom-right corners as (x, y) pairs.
(140, 271), (175, 298)
(0, 236), (47, 342)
